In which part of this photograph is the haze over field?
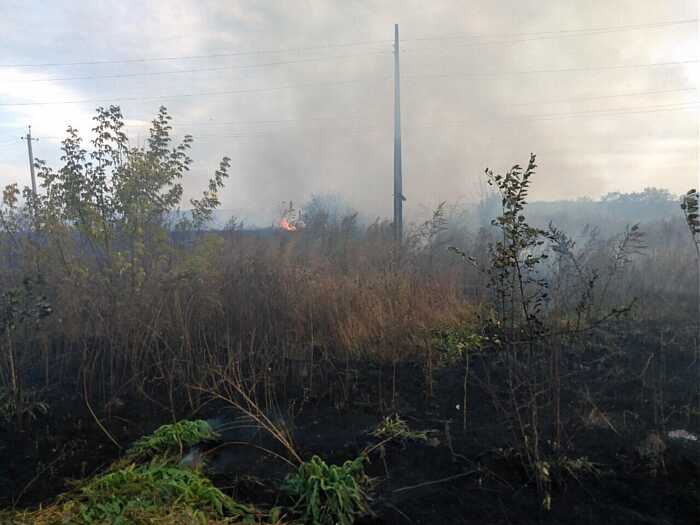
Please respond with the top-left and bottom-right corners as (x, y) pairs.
(1, 0), (698, 225)
(3, 5), (700, 524)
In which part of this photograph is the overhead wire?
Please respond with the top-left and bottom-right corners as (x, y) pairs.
(401, 102), (699, 131)
(2, 50), (391, 84)
(399, 18), (699, 55)
(0, 39), (391, 68)
(402, 59), (699, 82)
(0, 17), (695, 154)
(524, 102), (700, 121)
(115, 87), (694, 131)
(507, 87), (697, 106)
(0, 75), (392, 107)
(1, 17), (695, 69)
(1, 58), (696, 107)
(0, 86), (694, 138)
(0, 16), (695, 114)
(159, 101), (700, 142)
(403, 17), (698, 42)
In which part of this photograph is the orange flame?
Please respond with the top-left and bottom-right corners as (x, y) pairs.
(279, 217), (297, 231)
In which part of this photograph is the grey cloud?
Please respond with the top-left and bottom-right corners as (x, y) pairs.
(0, 0), (697, 225)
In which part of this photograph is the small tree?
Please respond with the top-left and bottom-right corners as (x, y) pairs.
(681, 189), (700, 422)
(452, 154), (641, 510)
(681, 189), (700, 254)
(28, 105), (231, 293)
(484, 154), (552, 345)
(0, 105), (232, 412)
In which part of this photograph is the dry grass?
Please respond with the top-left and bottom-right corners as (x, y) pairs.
(1, 194), (694, 419)
(1, 223), (474, 416)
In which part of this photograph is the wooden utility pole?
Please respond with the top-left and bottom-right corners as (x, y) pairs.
(393, 23), (404, 242)
(23, 126), (38, 197)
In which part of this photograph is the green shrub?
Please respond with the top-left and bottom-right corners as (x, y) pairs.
(284, 455), (368, 525)
(432, 327), (485, 364)
(126, 419), (218, 462)
(371, 414), (427, 443)
(432, 327), (485, 431)
(62, 460), (255, 524)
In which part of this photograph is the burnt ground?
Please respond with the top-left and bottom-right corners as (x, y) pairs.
(1, 322), (699, 524)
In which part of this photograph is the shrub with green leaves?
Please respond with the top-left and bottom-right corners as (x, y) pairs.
(371, 414), (427, 443)
(284, 455), (369, 525)
(432, 327), (485, 431)
(432, 327), (485, 364)
(126, 419), (218, 462)
(681, 188), (700, 241)
(61, 460), (255, 525)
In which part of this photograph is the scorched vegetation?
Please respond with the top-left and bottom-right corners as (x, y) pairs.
(0, 107), (698, 524)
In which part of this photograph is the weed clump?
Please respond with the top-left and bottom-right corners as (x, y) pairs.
(371, 414), (427, 443)
(2, 420), (271, 524)
(65, 460), (254, 524)
(284, 455), (369, 525)
(2, 460), (258, 525)
(126, 419), (218, 462)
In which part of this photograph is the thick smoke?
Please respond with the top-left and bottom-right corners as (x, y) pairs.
(0, 0), (697, 225)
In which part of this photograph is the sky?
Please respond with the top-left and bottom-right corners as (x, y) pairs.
(0, 0), (698, 225)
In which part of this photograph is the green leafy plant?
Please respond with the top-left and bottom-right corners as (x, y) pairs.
(450, 155), (640, 509)
(61, 460), (255, 525)
(284, 455), (369, 525)
(681, 189), (700, 243)
(371, 414), (427, 443)
(449, 157), (555, 504)
(126, 419), (218, 462)
(433, 328), (486, 363)
(680, 188), (700, 432)
(433, 328), (485, 431)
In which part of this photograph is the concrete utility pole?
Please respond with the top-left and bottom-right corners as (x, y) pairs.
(393, 23), (404, 242)
(23, 126), (38, 197)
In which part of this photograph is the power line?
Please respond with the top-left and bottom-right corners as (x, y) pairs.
(403, 59), (699, 82)
(404, 102), (699, 130)
(1, 103), (694, 150)
(125, 115), (380, 129)
(153, 87), (700, 127)
(2, 57), (695, 108)
(525, 102), (700, 121)
(404, 17), (698, 43)
(149, 101), (700, 139)
(401, 25), (698, 55)
(3, 50), (391, 84)
(122, 88), (695, 132)
(4, 88), (681, 138)
(0, 40), (391, 69)
(508, 87), (697, 106)
(0, 75), (392, 107)
(5, 50), (693, 88)
(2, 17), (695, 70)
(1, 86), (694, 135)
(177, 106), (697, 143)
(0, 87), (689, 140)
